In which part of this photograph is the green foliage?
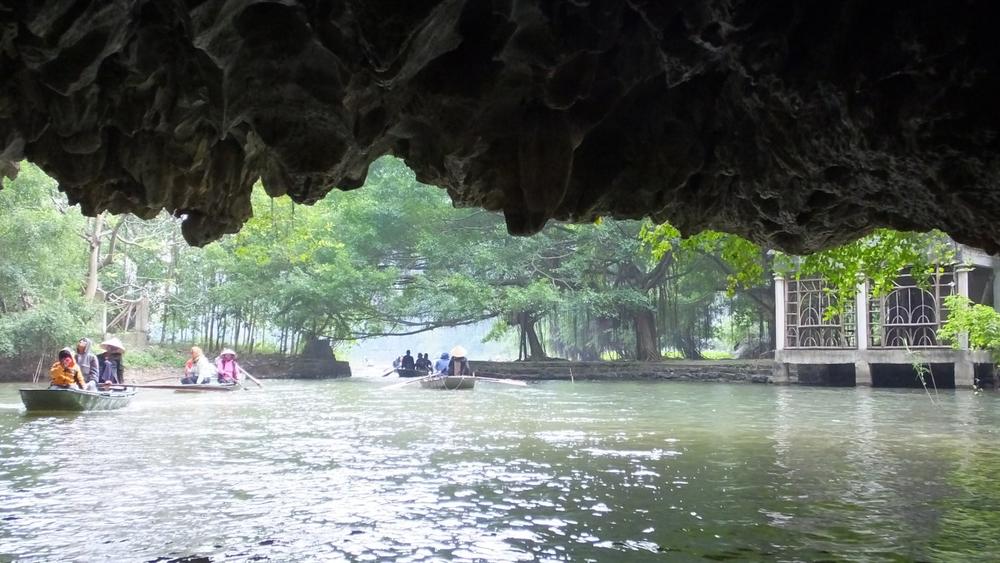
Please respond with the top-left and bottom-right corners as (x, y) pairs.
(0, 164), (97, 357)
(701, 350), (734, 360)
(126, 346), (190, 368)
(1, 157), (964, 366)
(794, 229), (955, 318)
(938, 294), (1000, 363)
(0, 298), (97, 358)
(0, 163), (87, 309)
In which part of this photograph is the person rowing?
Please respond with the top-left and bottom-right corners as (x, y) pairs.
(446, 346), (472, 376)
(215, 348), (242, 384)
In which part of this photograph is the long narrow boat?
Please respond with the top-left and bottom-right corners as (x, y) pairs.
(419, 375), (476, 390)
(19, 387), (136, 412)
(125, 382), (241, 393)
(173, 382), (241, 393)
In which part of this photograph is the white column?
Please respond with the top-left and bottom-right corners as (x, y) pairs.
(774, 274), (786, 351)
(855, 275), (868, 351)
(854, 275), (871, 386)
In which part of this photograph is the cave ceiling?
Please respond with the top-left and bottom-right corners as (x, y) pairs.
(1, 1), (1000, 253)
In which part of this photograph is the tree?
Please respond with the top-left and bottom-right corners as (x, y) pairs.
(0, 163), (95, 356)
(938, 294), (1000, 389)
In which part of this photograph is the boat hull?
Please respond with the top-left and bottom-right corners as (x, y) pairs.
(396, 368), (430, 378)
(172, 383), (241, 393)
(19, 388), (135, 412)
(419, 375), (476, 390)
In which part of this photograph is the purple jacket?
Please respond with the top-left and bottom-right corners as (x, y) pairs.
(216, 357), (241, 382)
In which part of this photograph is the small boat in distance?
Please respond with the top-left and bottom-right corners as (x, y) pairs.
(19, 387), (136, 412)
(419, 375), (476, 390)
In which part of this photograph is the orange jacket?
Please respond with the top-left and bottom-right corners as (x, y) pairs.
(50, 360), (85, 388)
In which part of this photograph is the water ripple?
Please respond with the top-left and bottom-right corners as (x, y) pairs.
(1, 381), (1000, 561)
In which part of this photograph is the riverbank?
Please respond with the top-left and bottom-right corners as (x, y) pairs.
(3, 356), (774, 383)
(471, 359), (774, 383)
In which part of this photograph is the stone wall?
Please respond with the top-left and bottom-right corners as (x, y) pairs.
(241, 355), (351, 380)
(472, 360), (774, 384)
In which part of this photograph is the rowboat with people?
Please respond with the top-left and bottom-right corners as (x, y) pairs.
(19, 386), (136, 412)
(384, 345), (529, 391)
(419, 374), (476, 390)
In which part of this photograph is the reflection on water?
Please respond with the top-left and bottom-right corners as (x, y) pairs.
(2, 380), (1000, 561)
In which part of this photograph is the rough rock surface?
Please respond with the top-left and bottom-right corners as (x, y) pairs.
(2, 1), (1000, 252)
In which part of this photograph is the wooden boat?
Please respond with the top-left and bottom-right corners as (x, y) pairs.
(396, 368), (431, 378)
(173, 382), (241, 393)
(19, 387), (136, 412)
(419, 375), (476, 390)
(123, 382), (241, 393)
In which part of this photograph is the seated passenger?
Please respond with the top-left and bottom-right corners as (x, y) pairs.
(180, 346), (215, 384)
(434, 353), (450, 374)
(95, 355), (119, 389)
(50, 348), (86, 390)
(401, 350), (415, 370)
(98, 337), (126, 385)
(75, 337), (102, 391)
(215, 348), (241, 384)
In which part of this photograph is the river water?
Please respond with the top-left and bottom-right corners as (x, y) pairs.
(1, 377), (999, 562)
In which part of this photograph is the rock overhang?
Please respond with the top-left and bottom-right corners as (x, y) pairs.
(2, 1), (999, 253)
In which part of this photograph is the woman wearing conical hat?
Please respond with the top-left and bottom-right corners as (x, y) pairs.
(98, 336), (126, 385)
(446, 345), (472, 376)
(215, 348), (242, 384)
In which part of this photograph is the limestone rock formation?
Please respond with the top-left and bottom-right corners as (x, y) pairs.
(2, 1), (999, 252)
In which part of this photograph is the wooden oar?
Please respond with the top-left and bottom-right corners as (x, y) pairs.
(475, 377), (528, 387)
(380, 367), (396, 377)
(238, 367), (264, 388)
(383, 374), (437, 390)
(143, 375), (187, 383)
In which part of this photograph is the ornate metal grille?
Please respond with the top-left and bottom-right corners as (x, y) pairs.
(785, 278), (856, 348)
(869, 269), (954, 348)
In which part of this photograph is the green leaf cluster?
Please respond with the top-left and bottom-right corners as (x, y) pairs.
(938, 294), (1000, 363)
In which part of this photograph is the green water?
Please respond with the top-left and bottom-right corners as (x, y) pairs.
(1, 379), (999, 562)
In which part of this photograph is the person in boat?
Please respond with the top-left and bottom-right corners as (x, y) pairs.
(215, 348), (242, 384)
(181, 346), (216, 384)
(401, 350), (415, 371)
(98, 337), (126, 385)
(434, 352), (450, 374)
(392, 356), (401, 370)
(420, 353), (434, 372)
(446, 346), (473, 376)
(50, 348), (86, 390)
(75, 337), (100, 390)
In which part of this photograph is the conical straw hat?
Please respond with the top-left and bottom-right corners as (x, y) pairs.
(100, 336), (125, 352)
